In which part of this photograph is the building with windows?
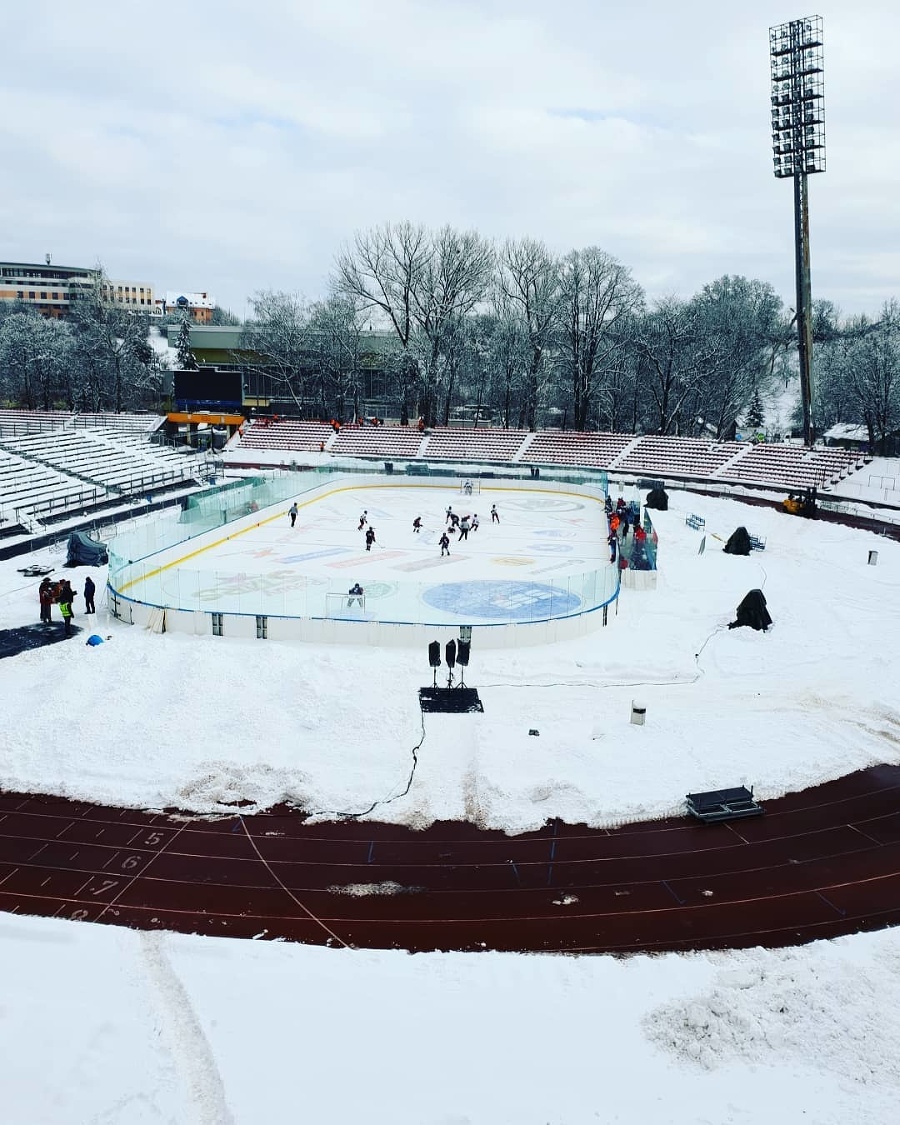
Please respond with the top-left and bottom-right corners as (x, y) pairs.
(101, 278), (158, 312)
(160, 291), (216, 323)
(0, 259), (155, 318)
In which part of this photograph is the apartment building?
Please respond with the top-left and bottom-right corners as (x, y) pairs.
(0, 259), (155, 317)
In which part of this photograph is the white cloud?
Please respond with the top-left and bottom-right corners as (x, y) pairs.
(0, 0), (897, 314)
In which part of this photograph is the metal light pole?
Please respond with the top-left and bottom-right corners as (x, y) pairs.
(770, 15), (826, 447)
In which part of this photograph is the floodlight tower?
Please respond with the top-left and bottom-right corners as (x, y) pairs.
(769, 15), (826, 447)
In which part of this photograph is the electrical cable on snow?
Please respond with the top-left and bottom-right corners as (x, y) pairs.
(312, 710), (427, 822)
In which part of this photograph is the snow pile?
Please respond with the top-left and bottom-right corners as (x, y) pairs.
(645, 941), (900, 1086)
(326, 881), (414, 896)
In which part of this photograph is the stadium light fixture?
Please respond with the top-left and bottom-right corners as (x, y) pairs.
(770, 15), (825, 446)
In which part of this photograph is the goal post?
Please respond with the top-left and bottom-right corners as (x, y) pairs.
(458, 478), (481, 495)
(325, 591), (366, 617)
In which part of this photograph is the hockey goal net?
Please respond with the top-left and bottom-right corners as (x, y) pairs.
(458, 478), (481, 495)
(325, 591), (366, 617)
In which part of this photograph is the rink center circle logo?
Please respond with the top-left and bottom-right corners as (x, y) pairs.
(422, 580), (581, 621)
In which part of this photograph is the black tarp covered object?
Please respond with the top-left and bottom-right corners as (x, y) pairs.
(729, 588), (772, 631)
(66, 531), (108, 567)
(645, 488), (669, 511)
(723, 526), (752, 555)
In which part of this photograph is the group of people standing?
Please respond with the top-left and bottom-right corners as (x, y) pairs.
(606, 496), (645, 563)
(39, 575), (96, 637)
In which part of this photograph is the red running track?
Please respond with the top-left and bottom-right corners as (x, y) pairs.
(1, 765), (900, 953)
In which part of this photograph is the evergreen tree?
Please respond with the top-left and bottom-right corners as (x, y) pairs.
(745, 387), (765, 431)
(176, 316), (197, 369)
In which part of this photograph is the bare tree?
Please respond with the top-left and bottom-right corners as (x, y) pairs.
(632, 298), (723, 435)
(241, 291), (314, 413)
(498, 238), (561, 430)
(336, 222), (493, 424)
(410, 226), (494, 424)
(558, 247), (644, 430)
(336, 221), (428, 423)
(306, 294), (363, 420)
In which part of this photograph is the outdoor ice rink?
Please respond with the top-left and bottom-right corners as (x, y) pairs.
(133, 482), (616, 626)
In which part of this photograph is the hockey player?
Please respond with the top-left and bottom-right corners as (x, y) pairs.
(288, 502), (298, 527)
(358, 510), (368, 530)
(491, 504), (499, 524)
(463, 479), (474, 496)
(471, 514), (480, 532)
(458, 515), (471, 541)
(439, 532), (451, 556)
(365, 526), (376, 551)
(413, 516), (422, 533)
(446, 505), (454, 524)
(347, 583), (365, 608)
(448, 511), (460, 530)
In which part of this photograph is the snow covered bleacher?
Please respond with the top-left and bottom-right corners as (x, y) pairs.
(421, 428), (527, 463)
(0, 417), (208, 531)
(717, 443), (864, 490)
(0, 409), (70, 437)
(73, 412), (161, 436)
(0, 445), (113, 532)
(614, 436), (746, 479)
(331, 425), (425, 459)
(238, 419), (336, 453)
(223, 418), (873, 495)
(524, 430), (634, 468)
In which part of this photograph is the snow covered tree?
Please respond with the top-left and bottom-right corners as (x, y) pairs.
(745, 388), (765, 432)
(176, 316), (198, 369)
(691, 276), (785, 439)
(0, 312), (73, 409)
(816, 301), (900, 454)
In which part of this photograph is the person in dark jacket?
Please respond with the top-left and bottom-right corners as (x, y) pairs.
(439, 532), (451, 556)
(84, 575), (96, 614)
(58, 580), (76, 637)
(39, 578), (54, 624)
(365, 526), (376, 551)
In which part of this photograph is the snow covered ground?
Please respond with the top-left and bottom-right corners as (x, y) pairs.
(1, 482), (899, 1123)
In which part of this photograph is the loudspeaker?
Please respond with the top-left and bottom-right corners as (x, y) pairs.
(428, 641), (441, 668)
(457, 640), (471, 666)
(445, 640), (457, 669)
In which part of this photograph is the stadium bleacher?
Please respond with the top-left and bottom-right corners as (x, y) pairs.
(0, 410), (208, 532)
(227, 420), (870, 494)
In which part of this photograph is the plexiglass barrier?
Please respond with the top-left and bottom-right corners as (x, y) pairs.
(108, 472), (621, 628)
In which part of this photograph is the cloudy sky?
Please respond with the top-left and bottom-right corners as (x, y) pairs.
(1, 0), (897, 318)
